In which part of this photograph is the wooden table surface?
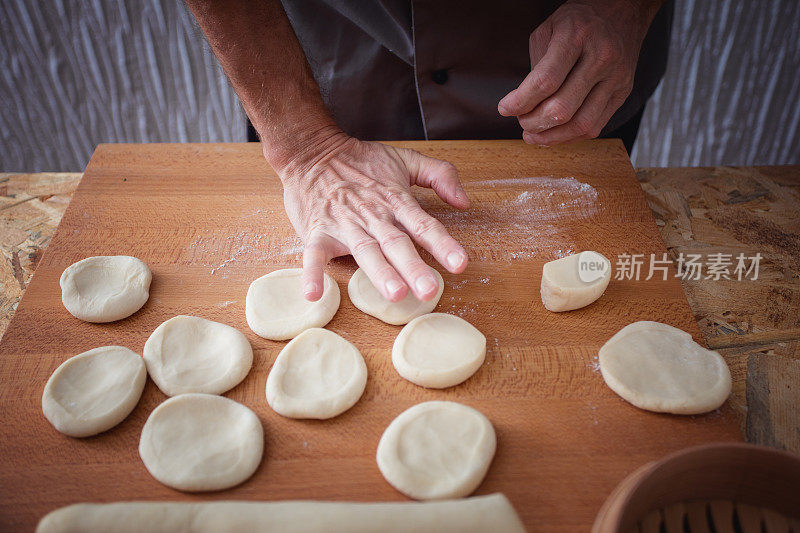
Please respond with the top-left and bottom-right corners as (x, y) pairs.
(0, 144), (795, 530)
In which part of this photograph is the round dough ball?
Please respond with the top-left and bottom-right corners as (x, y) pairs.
(139, 393), (264, 492)
(540, 251), (611, 312)
(376, 401), (496, 500)
(266, 328), (367, 419)
(392, 313), (486, 388)
(347, 267), (444, 325)
(599, 321), (732, 415)
(42, 346), (146, 438)
(60, 256), (152, 322)
(143, 315), (253, 396)
(245, 268), (340, 340)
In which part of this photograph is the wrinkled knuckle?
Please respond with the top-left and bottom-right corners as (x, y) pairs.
(595, 42), (619, 65)
(384, 188), (408, 210)
(373, 264), (396, 281)
(410, 215), (442, 238)
(379, 231), (411, 250)
(351, 237), (378, 255)
(545, 100), (571, 125)
(535, 71), (560, 95)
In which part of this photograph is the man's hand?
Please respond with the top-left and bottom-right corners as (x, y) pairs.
(498, 0), (663, 146)
(187, 0), (470, 303)
(276, 133), (470, 303)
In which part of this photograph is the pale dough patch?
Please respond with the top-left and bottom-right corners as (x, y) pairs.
(245, 268), (340, 340)
(376, 401), (496, 500)
(348, 266), (444, 325)
(540, 251), (611, 312)
(42, 346), (146, 438)
(266, 328), (367, 419)
(139, 393), (263, 492)
(392, 313), (486, 388)
(60, 256), (151, 322)
(143, 315), (253, 396)
(599, 321), (732, 414)
(35, 494), (526, 533)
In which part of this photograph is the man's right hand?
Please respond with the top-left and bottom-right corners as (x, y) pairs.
(273, 132), (470, 303)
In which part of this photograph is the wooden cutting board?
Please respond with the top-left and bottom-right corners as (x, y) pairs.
(0, 141), (741, 531)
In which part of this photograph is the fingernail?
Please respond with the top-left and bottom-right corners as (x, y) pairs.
(303, 281), (318, 296)
(447, 251), (464, 269)
(498, 104), (510, 115)
(385, 279), (403, 296)
(415, 275), (437, 296)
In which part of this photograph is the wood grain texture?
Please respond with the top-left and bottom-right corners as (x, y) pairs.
(0, 141), (741, 532)
(0, 173), (82, 339)
(637, 165), (800, 450)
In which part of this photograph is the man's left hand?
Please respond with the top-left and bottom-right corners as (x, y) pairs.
(498, 0), (662, 146)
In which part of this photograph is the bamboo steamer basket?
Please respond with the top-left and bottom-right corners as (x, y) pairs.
(592, 443), (800, 533)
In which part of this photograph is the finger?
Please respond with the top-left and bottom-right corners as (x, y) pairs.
(301, 231), (339, 301)
(368, 219), (442, 301)
(342, 225), (409, 302)
(498, 32), (581, 117)
(523, 81), (615, 146)
(399, 150), (470, 209)
(393, 202), (468, 275)
(518, 55), (601, 134)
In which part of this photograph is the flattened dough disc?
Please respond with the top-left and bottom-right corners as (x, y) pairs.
(348, 266), (444, 325)
(599, 321), (732, 414)
(60, 256), (151, 322)
(139, 393), (264, 492)
(266, 328), (367, 419)
(376, 401), (496, 500)
(246, 268), (340, 340)
(143, 315), (253, 396)
(42, 346), (146, 438)
(392, 313), (486, 388)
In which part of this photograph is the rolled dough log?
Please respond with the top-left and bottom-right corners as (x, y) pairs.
(42, 346), (146, 438)
(60, 256), (151, 322)
(246, 268), (340, 340)
(143, 315), (253, 396)
(599, 321), (732, 414)
(392, 313), (486, 388)
(347, 266), (444, 325)
(266, 328), (367, 419)
(540, 251), (611, 312)
(376, 401), (496, 500)
(139, 394), (263, 492)
(36, 494), (525, 533)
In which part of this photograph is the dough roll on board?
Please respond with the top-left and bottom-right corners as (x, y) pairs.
(36, 494), (525, 533)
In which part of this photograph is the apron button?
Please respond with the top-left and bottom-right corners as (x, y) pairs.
(432, 69), (449, 85)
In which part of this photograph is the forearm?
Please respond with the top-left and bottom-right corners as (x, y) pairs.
(185, 0), (344, 172)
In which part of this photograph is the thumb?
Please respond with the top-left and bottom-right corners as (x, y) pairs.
(402, 150), (470, 209)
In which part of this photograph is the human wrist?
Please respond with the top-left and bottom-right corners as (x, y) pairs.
(258, 116), (349, 181)
(566, 0), (662, 46)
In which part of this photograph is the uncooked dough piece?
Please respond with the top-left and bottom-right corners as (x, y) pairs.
(139, 394), (263, 492)
(143, 315), (253, 396)
(42, 346), (146, 438)
(348, 267), (444, 325)
(36, 494), (525, 533)
(376, 401), (496, 500)
(266, 328), (367, 419)
(599, 321), (732, 414)
(392, 313), (486, 388)
(245, 268), (340, 340)
(60, 256), (151, 322)
(540, 251), (611, 312)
